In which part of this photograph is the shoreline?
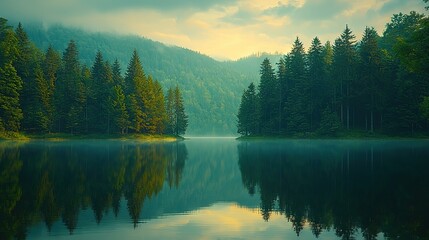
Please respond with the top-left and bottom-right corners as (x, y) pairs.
(236, 134), (429, 141)
(0, 132), (184, 142)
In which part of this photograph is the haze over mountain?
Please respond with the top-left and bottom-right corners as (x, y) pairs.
(16, 22), (281, 135)
(1, 0), (424, 60)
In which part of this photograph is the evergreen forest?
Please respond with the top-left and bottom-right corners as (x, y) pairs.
(237, 10), (429, 137)
(19, 22), (258, 135)
(0, 18), (188, 137)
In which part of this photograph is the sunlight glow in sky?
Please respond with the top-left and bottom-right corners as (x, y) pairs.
(0, 0), (426, 60)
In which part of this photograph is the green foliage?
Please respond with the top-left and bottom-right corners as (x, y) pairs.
(173, 86), (188, 136)
(308, 37), (328, 130)
(332, 25), (358, 130)
(42, 46), (61, 132)
(318, 107), (341, 136)
(21, 23), (254, 135)
(0, 19), (197, 137)
(0, 18), (19, 66)
(284, 38), (311, 134)
(0, 63), (23, 132)
(237, 83), (258, 136)
(164, 86), (188, 136)
(258, 58), (279, 134)
(125, 50), (146, 133)
(56, 40), (86, 133)
(165, 88), (175, 134)
(396, 16), (429, 74)
(420, 96), (429, 121)
(0, 20), (23, 133)
(111, 85), (129, 134)
(237, 12), (429, 137)
(152, 80), (168, 134)
(88, 51), (114, 133)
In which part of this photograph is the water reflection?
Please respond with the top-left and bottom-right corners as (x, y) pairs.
(0, 140), (187, 239)
(238, 140), (429, 239)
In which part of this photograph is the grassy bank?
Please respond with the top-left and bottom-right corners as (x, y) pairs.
(0, 132), (184, 142)
(0, 131), (30, 140)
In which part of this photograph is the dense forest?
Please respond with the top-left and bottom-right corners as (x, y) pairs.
(0, 18), (188, 136)
(238, 9), (429, 137)
(12, 22), (267, 135)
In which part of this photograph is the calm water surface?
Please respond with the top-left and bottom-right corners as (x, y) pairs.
(1, 138), (429, 239)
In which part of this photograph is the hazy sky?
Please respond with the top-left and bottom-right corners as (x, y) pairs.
(0, 0), (426, 60)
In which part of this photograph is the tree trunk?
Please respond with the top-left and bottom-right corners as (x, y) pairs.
(370, 110), (374, 133)
(347, 105), (350, 130)
(365, 114), (368, 131)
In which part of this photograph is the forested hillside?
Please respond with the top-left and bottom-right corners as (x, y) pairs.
(1, 18), (189, 136)
(14, 22), (273, 135)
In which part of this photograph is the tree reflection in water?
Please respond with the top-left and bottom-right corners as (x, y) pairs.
(0, 140), (187, 239)
(238, 140), (429, 239)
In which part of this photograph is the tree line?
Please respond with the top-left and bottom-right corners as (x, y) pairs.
(237, 9), (429, 137)
(0, 18), (188, 136)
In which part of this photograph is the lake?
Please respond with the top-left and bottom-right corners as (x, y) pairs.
(1, 138), (429, 239)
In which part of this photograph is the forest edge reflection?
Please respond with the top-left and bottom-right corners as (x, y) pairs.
(0, 140), (188, 239)
(1, 139), (429, 240)
(238, 140), (429, 239)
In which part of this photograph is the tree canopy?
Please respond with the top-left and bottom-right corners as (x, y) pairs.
(0, 19), (188, 137)
(237, 9), (429, 137)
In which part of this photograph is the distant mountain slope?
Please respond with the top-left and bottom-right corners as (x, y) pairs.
(19, 22), (282, 135)
(225, 52), (283, 78)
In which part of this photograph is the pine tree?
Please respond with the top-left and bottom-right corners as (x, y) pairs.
(43, 46), (61, 132)
(173, 86), (188, 136)
(112, 59), (124, 87)
(20, 63), (51, 133)
(55, 40), (85, 133)
(124, 50), (146, 133)
(277, 57), (287, 133)
(308, 37), (327, 130)
(359, 27), (383, 133)
(110, 59), (129, 134)
(258, 58), (279, 134)
(0, 18), (22, 132)
(322, 41), (334, 108)
(111, 85), (129, 134)
(143, 75), (157, 134)
(0, 63), (23, 132)
(332, 25), (357, 130)
(0, 18), (19, 66)
(14, 23), (33, 79)
(237, 82), (258, 136)
(285, 37), (310, 134)
(88, 51), (113, 133)
(152, 80), (167, 134)
(165, 88), (175, 134)
(14, 23), (39, 132)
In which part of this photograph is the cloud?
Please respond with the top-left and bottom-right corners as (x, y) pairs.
(379, 0), (422, 14)
(0, 0), (426, 60)
(222, 8), (259, 25)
